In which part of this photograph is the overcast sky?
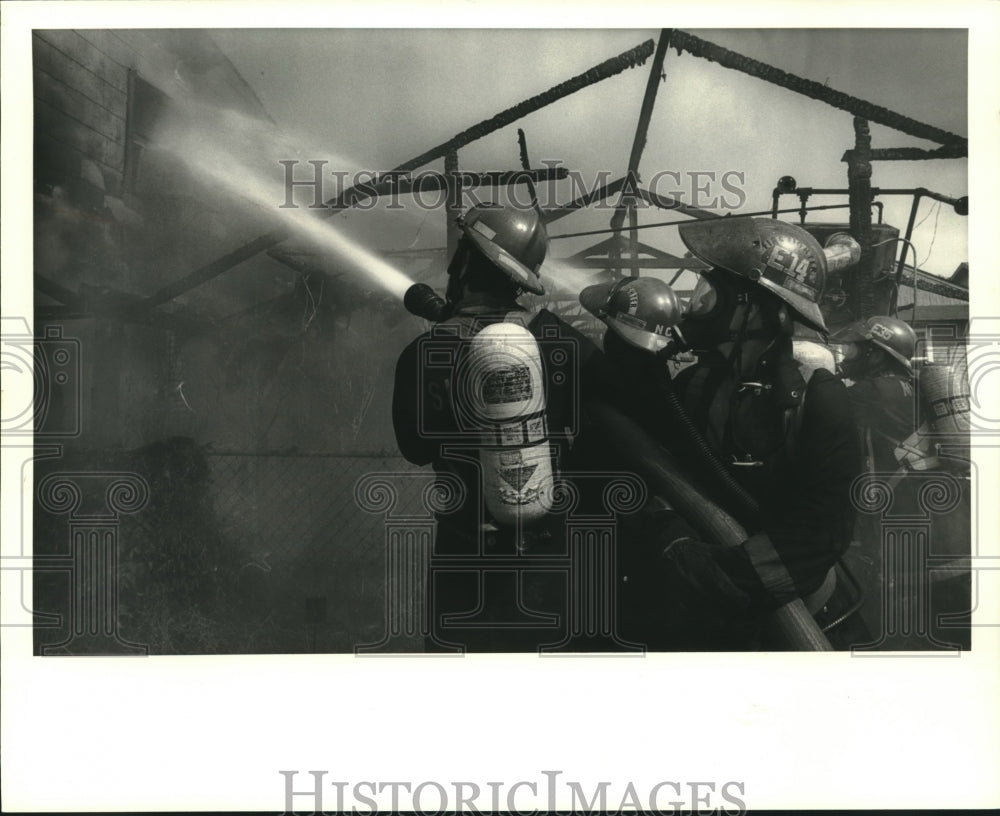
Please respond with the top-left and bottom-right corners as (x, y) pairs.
(208, 28), (968, 277)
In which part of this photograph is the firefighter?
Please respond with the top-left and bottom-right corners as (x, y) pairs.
(830, 316), (917, 474)
(580, 218), (861, 648)
(392, 202), (601, 651)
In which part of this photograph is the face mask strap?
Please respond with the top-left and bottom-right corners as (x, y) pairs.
(594, 276), (632, 320)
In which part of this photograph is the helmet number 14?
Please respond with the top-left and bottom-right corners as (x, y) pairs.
(765, 244), (811, 282)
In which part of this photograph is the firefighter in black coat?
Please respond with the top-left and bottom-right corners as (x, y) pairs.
(392, 203), (601, 651)
(830, 315), (918, 474)
(579, 218), (861, 648)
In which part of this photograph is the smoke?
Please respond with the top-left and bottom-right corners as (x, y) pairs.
(149, 97), (416, 301)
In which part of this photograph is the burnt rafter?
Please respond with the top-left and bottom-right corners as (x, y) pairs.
(393, 39), (654, 175)
(636, 185), (715, 220)
(670, 29), (967, 149)
(566, 235), (708, 270)
(139, 39), (656, 311)
(352, 167), (568, 201)
(612, 30), (673, 277)
(867, 145), (968, 161)
(542, 176), (629, 224)
(896, 266), (969, 301)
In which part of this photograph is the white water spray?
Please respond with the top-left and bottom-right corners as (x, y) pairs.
(151, 99), (417, 300)
(539, 257), (601, 298)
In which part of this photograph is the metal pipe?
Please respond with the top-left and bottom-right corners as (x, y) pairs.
(550, 203), (855, 241)
(775, 185), (964, 207)
(896, 193), (923, 284)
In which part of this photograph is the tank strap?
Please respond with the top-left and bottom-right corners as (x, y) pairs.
(503, 308), (530, 328)
(780, 370), (812, 465)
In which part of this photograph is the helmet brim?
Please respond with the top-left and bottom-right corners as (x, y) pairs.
(828, 324), (869, 344)
(463, 225), (546, 295)
(680, 218), (828, 333)
(757, 277), (828, 333)
(607, 315), (671, 353)
(678, 218), (760, 273)
(874, 342), (914, 374)
(579, 281), (616, 317)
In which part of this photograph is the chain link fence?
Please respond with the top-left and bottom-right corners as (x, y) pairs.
(33, 446), (428, 654)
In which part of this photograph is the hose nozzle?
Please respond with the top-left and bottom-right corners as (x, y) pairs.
(404, 283), (448, 322)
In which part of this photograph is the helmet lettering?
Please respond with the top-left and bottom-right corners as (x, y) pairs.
(870, 322), (894, 341)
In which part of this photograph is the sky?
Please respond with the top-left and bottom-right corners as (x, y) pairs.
(208, 28), (969, 279)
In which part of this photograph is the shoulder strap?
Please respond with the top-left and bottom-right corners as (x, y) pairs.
(782, 370), (812, 463)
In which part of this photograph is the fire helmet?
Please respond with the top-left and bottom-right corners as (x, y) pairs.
(580, 276), (682, 352)
(830, 316), (916, 373)
(457, 203), (548, 295)
(678, 218), (828, 332)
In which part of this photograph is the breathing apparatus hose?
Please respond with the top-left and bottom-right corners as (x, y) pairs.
(589, 401), (833, 651)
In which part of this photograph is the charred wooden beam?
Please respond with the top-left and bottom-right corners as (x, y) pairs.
(380, 167), (568, 199)
(611, 29), (673, 270)
(34, 274), (84, 307)
(565, 236), (621, 263)
(625, 31), (672, 188)
(36, 301), (208, 334)
(636, 185), (715, 220)
(847, 118), (876, 319)
(266, 245), (327, 277)
(670, 29), (967, 149)
(516, 128), (545, 221)
(869, 144), (967, 161)
(395, 39), (655, 175)
(543, 176), (628, 224)
(444, 150), (461, 260)
(898, 266), (969, 301)
(573, 233), (697, 262)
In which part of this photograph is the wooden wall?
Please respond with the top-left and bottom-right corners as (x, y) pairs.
(32, 29), (272, 449)
(33, 28), (269, 205)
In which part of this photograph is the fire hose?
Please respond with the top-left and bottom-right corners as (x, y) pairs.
(589, 401), (834, 651)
